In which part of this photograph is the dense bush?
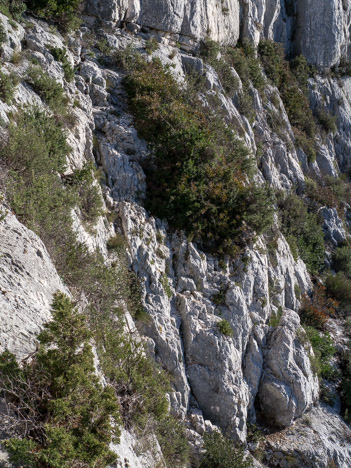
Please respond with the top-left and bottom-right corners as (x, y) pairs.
(0, 0), (26, 21)
(0, 70), (19, 103)
(0, 293), (121, 467)
(199, 39), (239, 95)
(259, 41), (317, 162)
(124, 58), (274, 256)
(200, 431), (250, 468)
(26, 0), (83, 31)
(145, 36), (159, 55)
(299, 283), (338, 329)
(305, 175), (351, 217)
(26, 66), (68, 114)
(200, 40), (266, 121)
(218, 319), (234, 337)
(340, 342), (351, 422)
(69, 162), (104, 228)
(317, 108), (337, 134)
(326, 272), (351, 310)
(332, 246), (351, 278)
(49, 46), (75, 81)
(304, 325), (336, 379)
(278, 193), (325, 273)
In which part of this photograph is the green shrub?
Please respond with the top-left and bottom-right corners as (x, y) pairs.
(200, 431), (250, 468)
(269, 306), (283, 327)
(201, 40), (266, 119)
(107, 233), (126, 252)
(0, 20), (7, 45)
(218, 319), (233, 337)
(0, 293), (121, 467)
(112, 44), (143, 72)
(332, 246), (351, 278)
(0, 0), (26, 21)
(213, 288), (227, 306)
(27, 66), (68, 113)
(0, 70), (19, 103)
(317, 109), (337, 134)
(229, 40), (266, 92)
(145, 36), (159, 55)
(305, 175), (351, 215)
(49, 46), (75, 81)
(259, 41), (317, 162)
(154, 415), (190, 467)
(1, 108), (68, 175)
(161, 273), (173, 299)
(326, 272), (351, 309)
(199, 39), (221, 62)
(278, 193), (325, 274)
(124, 58), (274, 257)
(26, 0), (83, 31)
(69, 163), (104, 228)
(200, 40), (239, 95)
(304, 325), (336, 379)
(340, 342), (351, 422)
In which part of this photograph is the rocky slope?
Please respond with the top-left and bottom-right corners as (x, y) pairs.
(1, 1), (351, 467)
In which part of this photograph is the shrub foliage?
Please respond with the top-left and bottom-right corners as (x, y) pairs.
(0, 293), (121, 467)
(278, 193), (325, 274)
(200, 431), (250, 468)
(26, 0), (83, 31)
(124, 58), (274, 256)
(259, 41), (317, 162)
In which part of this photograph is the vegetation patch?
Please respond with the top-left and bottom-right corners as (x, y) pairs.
(0, 70), (19, 103)
(269, 306), (283, 327)
(259, 41), (317, 162)
(304, 325), (336, 379)
(278, 192), (325, 274)
(0, 0), (26, 21)
(124, 58), (274, 257)
(299, 283), (338, 329)
(0, 293), (121, 467)
(218, 319), (233, 337)
(200, 430), (250, 467)
(200, 39), (266, 121)
(26, 0), (83, 31)
(49, 46), (75, 81)
(26, 66), (68, 114)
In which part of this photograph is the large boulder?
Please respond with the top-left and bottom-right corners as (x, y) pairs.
(258, 309), (319, 428)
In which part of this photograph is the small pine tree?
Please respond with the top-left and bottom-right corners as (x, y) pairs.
(200, 431), (251, 468)
(0, 292), (121, 468)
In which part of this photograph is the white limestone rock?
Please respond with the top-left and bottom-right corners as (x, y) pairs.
(258, 310), (319, 428)
(0, 208), (67, 359)
(295, 0), (351, 69)
(264, 405), (351, 467)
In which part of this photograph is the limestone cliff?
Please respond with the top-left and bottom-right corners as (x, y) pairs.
(1, 1), (351, 467)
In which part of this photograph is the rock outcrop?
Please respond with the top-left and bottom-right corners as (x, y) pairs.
(0, 207), (66, 359)
(1, 1), (351, 466)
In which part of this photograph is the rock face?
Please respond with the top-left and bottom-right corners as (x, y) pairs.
(85, 0), (351, 67)
(258, 310), (319, 428)
(295, 0), (351, 69)
(0, 208), (66, 359)
(264, 405), (351, 467)
(1, 2), (351, 467)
